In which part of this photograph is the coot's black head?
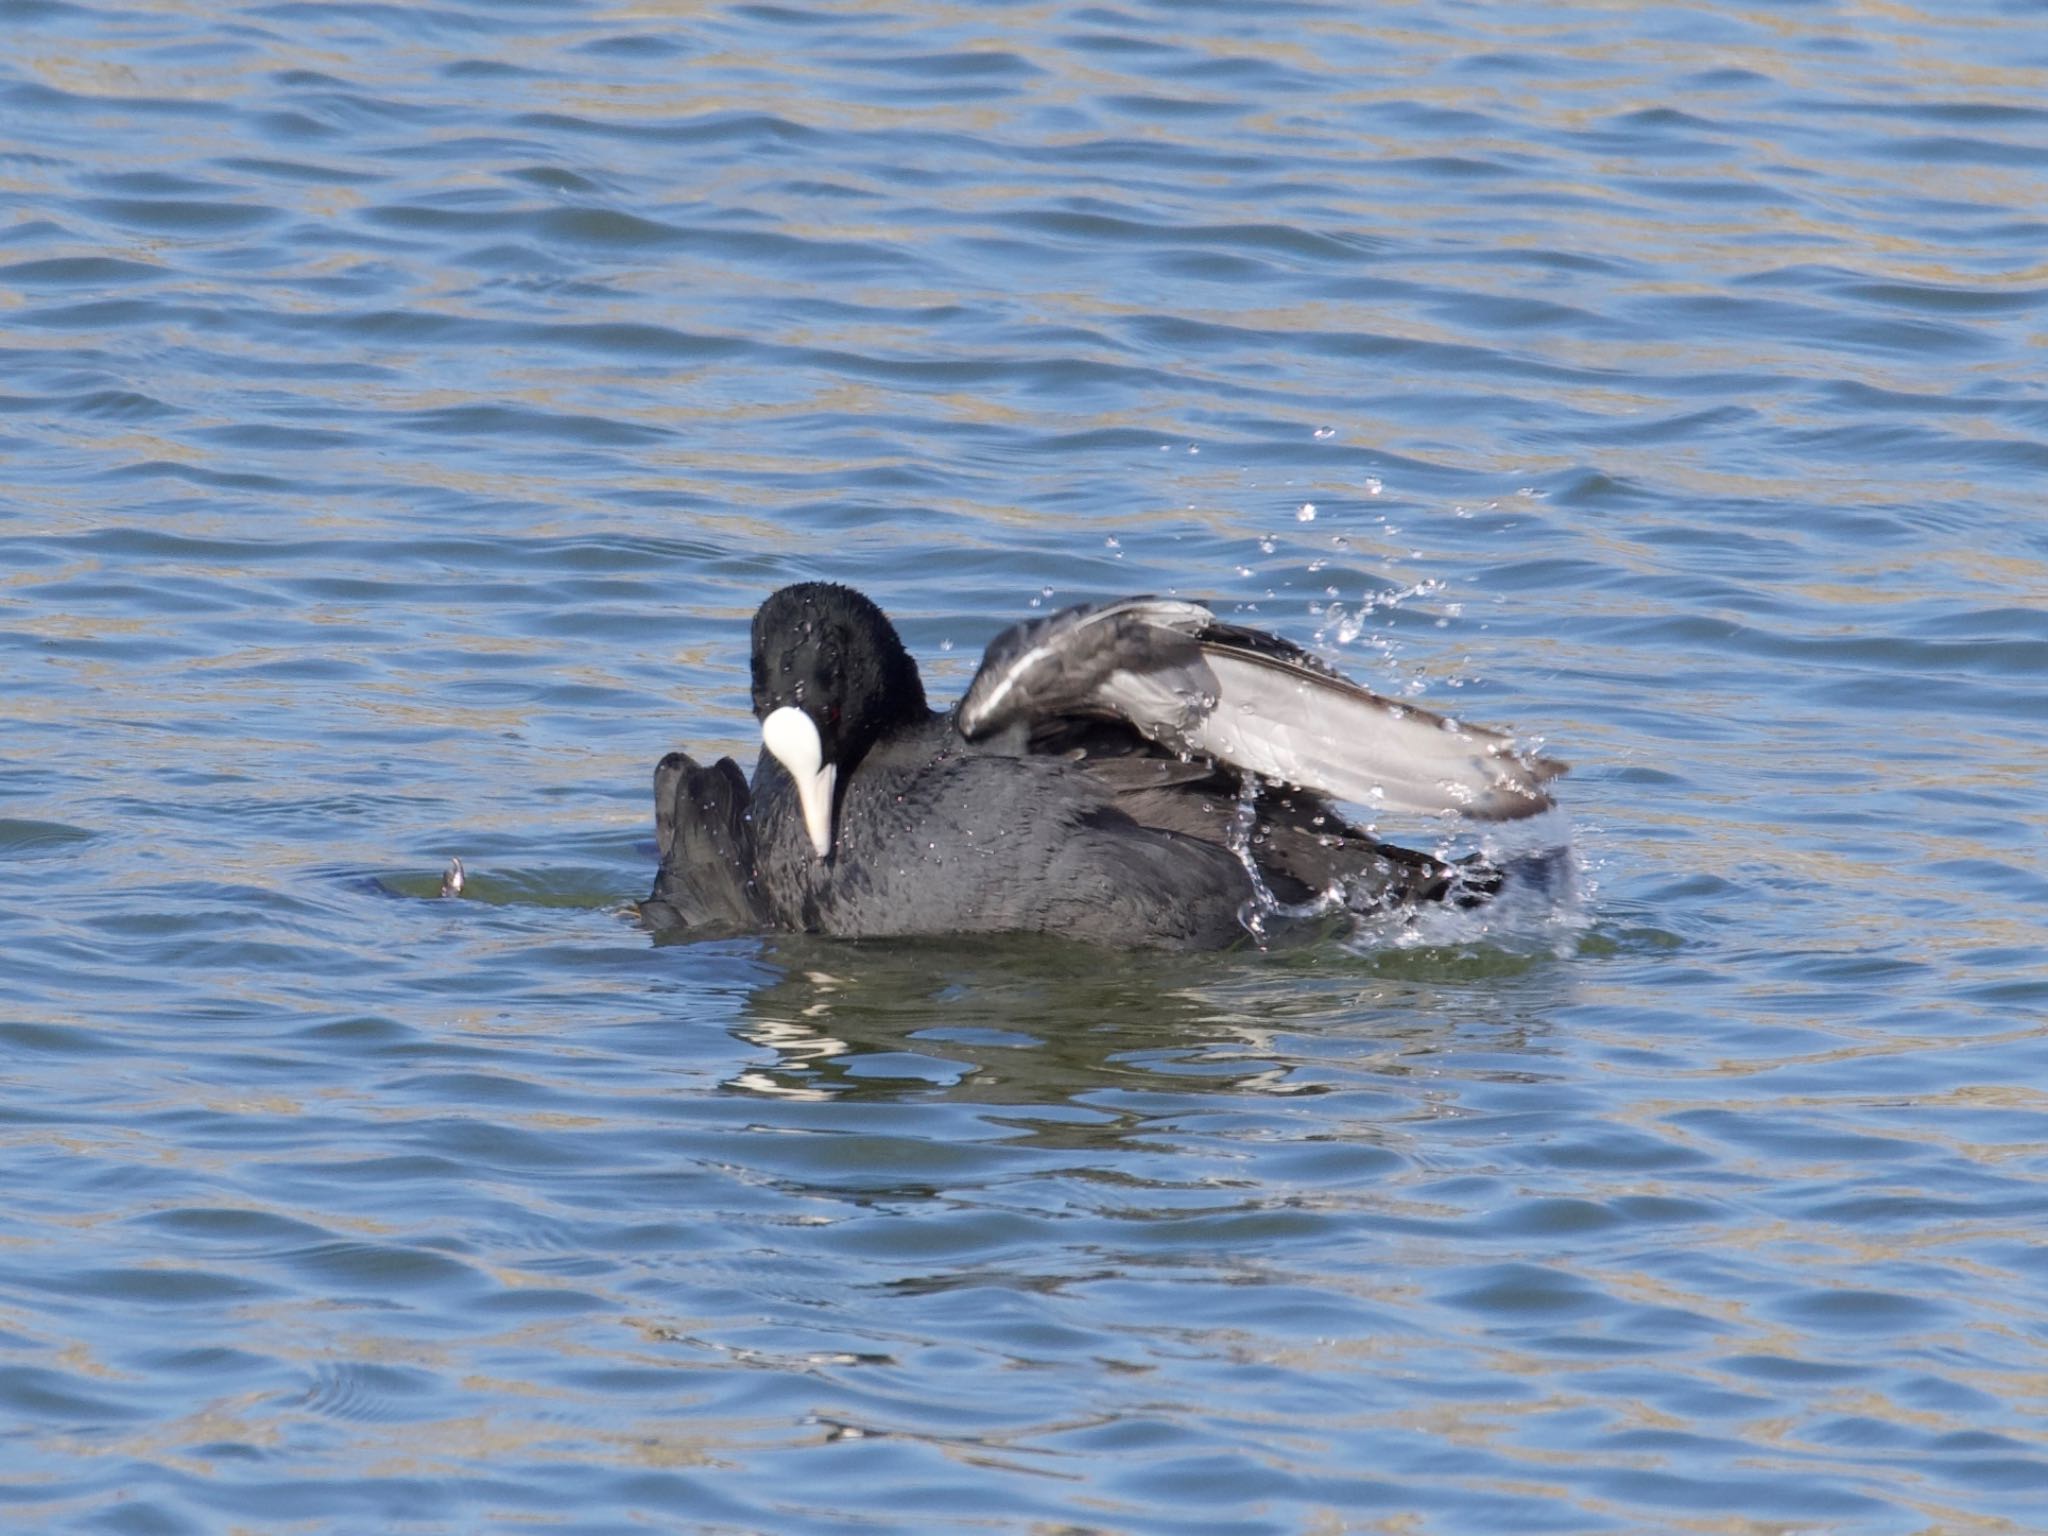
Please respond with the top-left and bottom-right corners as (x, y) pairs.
(750, 582), (927, 859)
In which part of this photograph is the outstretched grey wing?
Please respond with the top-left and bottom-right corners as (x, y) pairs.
(957, 596), (1563, 819)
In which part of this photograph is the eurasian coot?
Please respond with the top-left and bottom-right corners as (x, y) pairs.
(644, 582), (1564, 949)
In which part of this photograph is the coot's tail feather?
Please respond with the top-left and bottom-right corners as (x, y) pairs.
(645, 753), (764, 933)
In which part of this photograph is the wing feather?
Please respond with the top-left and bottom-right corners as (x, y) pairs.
(959, 597), (1564, 819)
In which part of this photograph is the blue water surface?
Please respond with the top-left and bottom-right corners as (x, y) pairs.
(4, 1), (2047, 1531)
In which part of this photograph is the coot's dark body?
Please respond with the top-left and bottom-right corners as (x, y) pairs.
(644, 583), (1562, 950)
(756, 718), (1258, 947)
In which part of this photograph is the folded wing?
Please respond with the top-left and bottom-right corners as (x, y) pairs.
(957, 597), (1564, 819)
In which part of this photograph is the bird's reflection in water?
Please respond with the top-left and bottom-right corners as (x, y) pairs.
(719, 935), (1259, 1112)
(702, 931), (1580, 1150)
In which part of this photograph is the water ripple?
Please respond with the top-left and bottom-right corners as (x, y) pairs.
(3, 0), (2047, 1531)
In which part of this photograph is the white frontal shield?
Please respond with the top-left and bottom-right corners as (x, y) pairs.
(761, 706), (837, 859)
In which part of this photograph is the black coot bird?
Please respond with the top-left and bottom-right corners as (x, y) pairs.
(644, 583), (1564, 949)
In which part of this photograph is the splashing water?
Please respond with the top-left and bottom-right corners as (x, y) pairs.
(1348, 814), (1590, 959)
(1227, 775), (1349, 948)
(1222, 774), (1581, 955)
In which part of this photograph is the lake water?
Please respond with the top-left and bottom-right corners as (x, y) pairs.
(5, 1), (2047, 1530)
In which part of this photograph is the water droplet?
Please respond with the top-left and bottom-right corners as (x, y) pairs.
(1296, 502), (1316, 522)
(1312, 425), (1336, 439)
(1364, 476), (1383, 496)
